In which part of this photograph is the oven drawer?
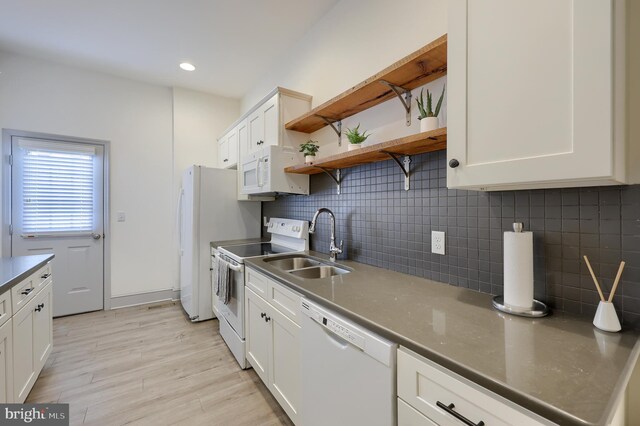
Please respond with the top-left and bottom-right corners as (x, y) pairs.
(246, 268), (268, 298)
(397, 347), (548, 426)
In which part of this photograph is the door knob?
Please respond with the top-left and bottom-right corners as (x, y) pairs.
(91, 233), (102, 240)
(449, 159), (460, 168)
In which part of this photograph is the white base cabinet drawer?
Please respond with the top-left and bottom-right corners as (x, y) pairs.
(398, 347), (550, 426)
(0, 291), (12, 328)
(398, 398), (437, 426)
(246, 268), (269, 298)
(11, 276), (37, 314)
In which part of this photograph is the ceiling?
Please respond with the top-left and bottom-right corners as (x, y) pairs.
(0, 0), (339, 98)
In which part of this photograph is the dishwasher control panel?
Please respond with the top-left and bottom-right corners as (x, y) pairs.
(301, 299), (365, 350)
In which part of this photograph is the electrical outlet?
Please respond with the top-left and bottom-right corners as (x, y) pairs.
(432, 231), (445, 255)
(117, 211), (126, 222)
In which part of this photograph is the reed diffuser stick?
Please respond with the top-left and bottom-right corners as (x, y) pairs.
(583, 255), (605, 302)
(607, 261), (626, 303)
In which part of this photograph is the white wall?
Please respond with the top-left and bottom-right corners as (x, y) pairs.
(240, 0), (448, 157)
(242, 0), (447, 111)
(171, 87), (240, 286)
(0, 50), (240, 300)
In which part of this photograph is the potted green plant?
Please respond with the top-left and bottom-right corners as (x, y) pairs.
(345, 124), (370, 151)
(299, 140), (320, 164)
(416, 85), (445, 132)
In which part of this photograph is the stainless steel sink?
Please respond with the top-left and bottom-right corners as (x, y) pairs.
(264, 256), (321, 270)
(288, 265), (350, 279)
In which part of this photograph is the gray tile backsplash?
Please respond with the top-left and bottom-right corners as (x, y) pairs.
(262, 151), (640, 329)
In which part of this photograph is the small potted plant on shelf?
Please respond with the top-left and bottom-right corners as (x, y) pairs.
(416, 85), (445, 132)
(299, 140), (320, 164)
(345, 124), (370, 151)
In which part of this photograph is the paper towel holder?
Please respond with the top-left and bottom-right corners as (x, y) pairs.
(492, 296), (549, 318)
(493, 222), (549, 317)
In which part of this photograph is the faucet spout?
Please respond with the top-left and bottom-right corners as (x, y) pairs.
(309, 208), (343, 262)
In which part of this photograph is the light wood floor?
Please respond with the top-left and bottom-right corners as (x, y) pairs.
(26, 301), (293, 426)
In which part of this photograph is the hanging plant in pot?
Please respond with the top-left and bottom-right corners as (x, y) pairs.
(345, 124), (370, 151)
(416, 85), (445, 132)
(299, 140), (320, 164)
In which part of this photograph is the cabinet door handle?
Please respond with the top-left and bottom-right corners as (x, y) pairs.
(21, 288), (34, 296)
(260, 312), (266, 318)
(449, 158), (460, 168)
(436, 401), (484, 426)
(264, 316), (271, 323)
(41, 273), (51, 279)
(223, 159), (228, 162)
(257, 140), (263, 145)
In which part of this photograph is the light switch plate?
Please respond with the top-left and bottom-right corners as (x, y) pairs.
(432, 231), (445, 255)
(117, 211), (126, 222)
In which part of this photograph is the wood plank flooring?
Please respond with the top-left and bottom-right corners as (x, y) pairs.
(26, 301), (293, 426)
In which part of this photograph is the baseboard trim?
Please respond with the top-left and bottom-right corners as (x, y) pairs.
(111, 289), (180, 309)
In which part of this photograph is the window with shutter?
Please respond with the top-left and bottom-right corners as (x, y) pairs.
(19, 141), (96, 235)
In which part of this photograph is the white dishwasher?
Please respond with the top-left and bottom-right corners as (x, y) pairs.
(300, 298), (397, 426)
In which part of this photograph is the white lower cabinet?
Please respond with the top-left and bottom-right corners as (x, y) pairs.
(245, 269), (301, 424)
(13, 294), (36, 403)
(269, 305), (300, 421)
(245, 287), (271, 384)
(398, 347), (551, 426)
(33, 283), (53, 373)
(398, 399), (438, 426)
(0, 319), (13, 403)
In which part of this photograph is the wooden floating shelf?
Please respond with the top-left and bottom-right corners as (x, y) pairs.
(285, 127), (447, 175)
(285, 34), (447, 134)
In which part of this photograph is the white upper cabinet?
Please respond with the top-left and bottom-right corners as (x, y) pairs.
(217, 126), (239, 169)
(237, 88), (311, 161)
(447, 0), (637, 190)
(217, 136), (229, 169)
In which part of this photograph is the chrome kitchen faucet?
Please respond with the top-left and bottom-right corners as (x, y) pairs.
(309, 208), (343, 262)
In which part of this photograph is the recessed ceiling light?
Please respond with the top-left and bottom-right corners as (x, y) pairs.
(179, 62), (195, 71)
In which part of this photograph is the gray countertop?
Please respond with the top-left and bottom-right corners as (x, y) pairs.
(245, 251), (640, 426)
(0, 254), (55, 295)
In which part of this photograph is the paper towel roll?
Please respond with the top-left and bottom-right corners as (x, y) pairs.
(503, 228), (534, 309)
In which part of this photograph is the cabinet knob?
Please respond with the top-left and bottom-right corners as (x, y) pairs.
(449, 159), (460, 168)
(223, 159), (228, 162)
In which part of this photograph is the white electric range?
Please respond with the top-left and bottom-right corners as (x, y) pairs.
(214, 218), (309, 368)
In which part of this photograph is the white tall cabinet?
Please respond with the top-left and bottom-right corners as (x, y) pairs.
(447, 0), (637, 190)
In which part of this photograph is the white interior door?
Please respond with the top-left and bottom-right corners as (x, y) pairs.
(11, 137), (105, 317)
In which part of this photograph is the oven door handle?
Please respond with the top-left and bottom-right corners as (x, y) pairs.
(214, 254), (243, 272)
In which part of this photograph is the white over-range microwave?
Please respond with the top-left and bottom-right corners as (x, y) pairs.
(240, 145), (309, 196)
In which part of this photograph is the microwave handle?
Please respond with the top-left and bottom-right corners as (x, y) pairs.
(257, 157), (264, 187)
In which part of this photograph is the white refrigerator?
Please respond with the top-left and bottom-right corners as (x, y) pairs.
(179, 165), (260, 321)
